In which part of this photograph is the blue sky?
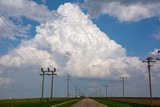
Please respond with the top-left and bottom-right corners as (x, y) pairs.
(93, 15), (160, 58)
(0, 0), (160, 98)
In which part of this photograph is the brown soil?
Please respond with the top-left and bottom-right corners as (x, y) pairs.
(110, 97), (160, 106)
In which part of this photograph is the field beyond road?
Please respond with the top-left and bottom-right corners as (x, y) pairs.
(0, 98), (81, 107)
(94, 97), (160, 107)
(1, 97), (160, 107)
(109, 97), (160, 106)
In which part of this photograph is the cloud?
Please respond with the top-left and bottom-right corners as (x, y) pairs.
(0, 17), (31, 40)
(0, 46), (58, 69)
(84, 0), (160, 22)
(0, 2), (160, 98)
(0, 0), (59, 39)
(153, 28), (160, 40)
(147, 49), (160, 84)
(0, 77), (14, 87)
(154, 32), (160, 40)
(149, 49), (160, 60)
(41, 0), (47, 4)
(0, 3), (145, 79)
(0, 0), (58, 22)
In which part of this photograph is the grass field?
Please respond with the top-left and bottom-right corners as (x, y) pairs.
(0, 98), (81, 107)
(109, 97), (160, 106)
(93, 97), (160, 107)
(1, 97), (160, 107)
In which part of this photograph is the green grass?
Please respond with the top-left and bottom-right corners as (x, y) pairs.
(0, 98), (81, 107)
(93, 98), (152, 107)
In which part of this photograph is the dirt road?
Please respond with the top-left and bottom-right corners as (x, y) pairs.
(71, 98), (107, 107)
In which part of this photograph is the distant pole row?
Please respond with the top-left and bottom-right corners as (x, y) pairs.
(40, 68), (57, 99)
(39, 50), (159, 100)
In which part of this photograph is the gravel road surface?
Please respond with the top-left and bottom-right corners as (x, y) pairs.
(71, 98), (107, 107)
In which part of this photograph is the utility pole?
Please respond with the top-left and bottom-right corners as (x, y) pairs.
(48, 68), (57, 98)
(99, 89), (102, 97)
(156, 50), (160, 60)
(66, 74), (71, 97)
(40, 68), (51, 99)
(143, 57), (155, 106)
(75, 86), (78, 98)
(78, 89), (81, 97)
(40, 68), (45, 99)
(105, 85), (108, 98)
(120, 76), (127, 99)
(40, 67), (57, 99)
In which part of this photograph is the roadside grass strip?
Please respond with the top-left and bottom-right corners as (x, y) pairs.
(0, 98), (80, 107)
(51, 99), (79, 107)
(93, 98), (152, 107)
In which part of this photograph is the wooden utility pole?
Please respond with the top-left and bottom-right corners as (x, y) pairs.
(99, 89), (102, 97)
(120, 76), (127, 99)
(106, 85), (108, 98)
(40, 68), (57, 99)
(48, 68), (57, 98)
(75, 86), (78, 98)
(66, 74), (71, 97)
(143, 57), (155, 106)
(40, 68), (49, 99)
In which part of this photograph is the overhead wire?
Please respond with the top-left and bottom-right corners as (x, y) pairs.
(0, 16), (41, 64)
(0, 0), (66, 68)
(1, 0), (48, 65)
(1, 1), (41, 64)
(0, 19), (27, 62)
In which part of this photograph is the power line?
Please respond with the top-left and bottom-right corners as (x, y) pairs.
(89, 88), (100, 97)
(0, 37), (26, 61)
(0, 16), (40, 64)
(0, 37), (15, 50)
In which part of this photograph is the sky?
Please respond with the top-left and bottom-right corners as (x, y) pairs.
(0, 0), (160, 99)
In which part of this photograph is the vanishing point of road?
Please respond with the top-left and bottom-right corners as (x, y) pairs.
(71, 98), (107, 107)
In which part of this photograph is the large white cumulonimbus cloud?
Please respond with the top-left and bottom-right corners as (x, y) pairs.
(0, 3), (146, 78)
(84, 0), (160, 22)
